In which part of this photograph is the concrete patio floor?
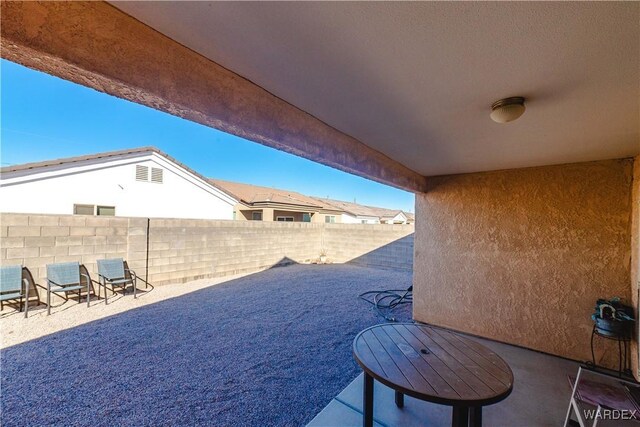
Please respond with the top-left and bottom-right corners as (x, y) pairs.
(308, 334), (580, 427)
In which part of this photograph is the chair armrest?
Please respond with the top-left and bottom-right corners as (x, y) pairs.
(80, 273), (91, 286)
(22, 278), (30, 297)
(47, 279), (63, 288)
(125, 269), (137, 278)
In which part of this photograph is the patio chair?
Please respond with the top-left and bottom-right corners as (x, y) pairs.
(0, 265), (31, 318)
(97, 258), (138, 304)
(46, 262), (91, 315)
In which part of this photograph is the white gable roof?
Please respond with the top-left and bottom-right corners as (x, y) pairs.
(0, 147), (238, 206)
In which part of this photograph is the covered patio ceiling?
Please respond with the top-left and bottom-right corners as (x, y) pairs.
(111, 1), (640, 177)
(1, 2), (638, 191)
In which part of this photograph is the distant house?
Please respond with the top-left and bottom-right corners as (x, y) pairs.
(0, 148), (237, 220)
(405, 212), (415, 224)
(0, 147), (412, 224)
(313, 197), (413, 225)
(380, 211), (408, 225)
(209, 179), (343, 223)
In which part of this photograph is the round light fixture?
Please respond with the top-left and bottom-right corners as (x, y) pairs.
(490, 97), (525, 123)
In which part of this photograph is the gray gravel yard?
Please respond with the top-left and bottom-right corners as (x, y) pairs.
(1, 264), (412, 427)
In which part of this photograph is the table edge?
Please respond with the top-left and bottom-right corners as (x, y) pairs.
(352, 323), (514, 407)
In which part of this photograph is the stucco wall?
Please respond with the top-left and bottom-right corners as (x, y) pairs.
(414, 159), (633, 364)
(631, 156), (640, 377)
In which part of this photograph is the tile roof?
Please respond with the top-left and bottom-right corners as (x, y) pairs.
(312, 197), (407, 219)
(0, 147), (159, 174)
(209, 179), (328, 209)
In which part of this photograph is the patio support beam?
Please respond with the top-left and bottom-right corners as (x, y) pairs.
(0, 1), (428, 193)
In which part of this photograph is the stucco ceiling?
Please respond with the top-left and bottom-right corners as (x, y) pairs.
(111, 1), (639, 177)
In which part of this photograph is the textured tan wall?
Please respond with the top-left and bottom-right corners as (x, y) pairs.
(1, 214), (414, 295)
(631, 156), (640, 377)
(414, 159), (633, 364)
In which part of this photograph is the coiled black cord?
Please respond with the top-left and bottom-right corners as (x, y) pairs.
(359, 286), (413, 322)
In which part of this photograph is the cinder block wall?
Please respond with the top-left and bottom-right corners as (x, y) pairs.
(323, 224), (414, 271)
(1, 213), (134, 298)
(1, 214), (414, 298)
(146, 219), (324, 283)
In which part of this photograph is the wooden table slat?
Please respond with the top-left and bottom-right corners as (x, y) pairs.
(407, 326), (496, 396)
(353, 323), (514, 409)
(383, 325), (461, 398)
(428, 327), (513, 386)
(361, 330), (413, 390)
(370, 327), (438, 394)
(440, 328), (511, 374)
(419, 328), (508, 392)
(424, 328), (512, 386)
(354, 337), (386, 377)
(392, 324), (480, 399)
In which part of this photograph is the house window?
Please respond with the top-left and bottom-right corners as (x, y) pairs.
(276, 216), (294, 222)
(74, 204), (94, 215)
(97, 206), (116, 216)
(252, 211), (263, 221)
(302, 213), (311, 222)
(135, 165), (149, 181)
(325, 215), (336, 223)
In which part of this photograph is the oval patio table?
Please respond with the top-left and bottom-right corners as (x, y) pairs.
(353, 323), (514, 427)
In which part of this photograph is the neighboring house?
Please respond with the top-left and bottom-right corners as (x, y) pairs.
(379, 211), (408, 225)
(0, 147), (412, 223)
(405, 212), (415, 224)
(209, 179), (343, 223)
(0, 148), (237, 220)
(313, 197), (413, 225)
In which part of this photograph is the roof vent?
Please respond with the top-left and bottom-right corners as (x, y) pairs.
(135, 165), (149, 181)
(151, 167), (163, 183)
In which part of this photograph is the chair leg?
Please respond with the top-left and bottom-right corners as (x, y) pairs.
(133, 277), (137, 299)
(47, 287), (51, 316)
(86, 282), (90, 308)
(19, 296), (23, 314)
(25, 285), (29, 319)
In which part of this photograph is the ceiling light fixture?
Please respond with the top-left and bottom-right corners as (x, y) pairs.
(490, 97), (526, 123)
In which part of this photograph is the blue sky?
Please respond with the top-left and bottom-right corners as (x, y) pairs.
(1, 59), (414, 212)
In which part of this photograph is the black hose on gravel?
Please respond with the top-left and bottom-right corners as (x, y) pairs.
(359, 286), (412, 322)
